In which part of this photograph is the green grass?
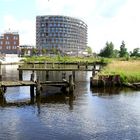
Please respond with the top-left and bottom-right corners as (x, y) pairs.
(23, 56), (110, 63)
(100, 60), (140, 83)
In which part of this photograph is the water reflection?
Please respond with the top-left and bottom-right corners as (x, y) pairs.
(1, 64), (140, 140)
(1, 88), (75, 114)
(91, 87), (138, 97)
(91, 87), (122, 96)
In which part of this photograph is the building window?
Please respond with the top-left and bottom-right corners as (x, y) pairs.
(14, 41), (16, 45)
(5, 41), (10, 45)
(0, 36), (4, 39)
(13, 36), (18, 40)
(0, 41), (3, 45)
(0, 46), (2, 49)
(13, 46), (16, 49)
(6, 36), (9, 40)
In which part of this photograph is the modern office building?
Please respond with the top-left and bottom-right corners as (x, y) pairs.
(0, 32), (19, 54)
(36, 15), (87, 53)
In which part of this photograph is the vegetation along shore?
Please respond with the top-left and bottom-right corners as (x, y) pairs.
(99, 59), (140, 85)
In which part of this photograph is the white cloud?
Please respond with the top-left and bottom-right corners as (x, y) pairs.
(87, 0), (140, 52)
(35, 0), (95, 19)
(3, 15), (35, 46)
(35, 0), (140, 52)
(2, 0), (140, 52)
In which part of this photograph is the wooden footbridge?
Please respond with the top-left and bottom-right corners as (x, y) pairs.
(17, 62), (100, 81)
(0, 62), (100, 103)
(0, 74), (74, 104)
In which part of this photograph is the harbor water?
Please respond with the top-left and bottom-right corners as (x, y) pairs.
(0, 64), (140, 140)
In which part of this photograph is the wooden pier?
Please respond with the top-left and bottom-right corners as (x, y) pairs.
(0, 62), (101, 104)
(17, 63), (100, 81)
(0, 71), (75, 104)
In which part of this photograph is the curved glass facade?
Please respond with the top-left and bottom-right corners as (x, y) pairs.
(36, 15), (87, 53)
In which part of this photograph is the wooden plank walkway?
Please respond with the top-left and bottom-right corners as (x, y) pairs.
(0, 81), (35, 87)
(0, 80), (69, 87)
(40, 81), (69, 87)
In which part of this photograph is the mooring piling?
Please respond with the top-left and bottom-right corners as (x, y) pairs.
(46, 71), (49, 81)
(69, 75), (74, 94)
(36, 76), (42, 96)
(0, 62), (2, 82)
(62, 72), (66, 79)
(44, 61), (47, 68)
(85, 61), (88, 69)
(72, 71), (75, 82)
(30, 73), (35, 103)
(77, 62), (80, 69)
(30, 71), (35, 82)
(18, 65), (23, 81)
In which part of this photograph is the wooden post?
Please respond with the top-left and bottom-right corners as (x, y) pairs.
(72, 71), (75, 82)
(36, 76), (41, 96)
(30, 73), (35, 104)
(0, 84), (6, 107)
(90, 77), (93, 87)
(0, 85), (3, 96)
(77, 62), (80, 69)
(32, 62), (35, 68)
(30, 71), (35, 82)
(69, 75), (74, 94)
(18, 65), (23, 81)
(46, 71), (49, 81)
(58, 62), (60, 68)
(44, 61), (47, 68)
(62, 72), (66, 79)
(52, 62), (54, 68)
(85, 61), (88, 69)
(30, 85), (34, 104)
(92, 68), (95, 77)
(93, 64), (96, 70)
(0, 62), (2, 81)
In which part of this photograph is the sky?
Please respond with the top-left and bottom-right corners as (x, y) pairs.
(0, 0), (140, 53)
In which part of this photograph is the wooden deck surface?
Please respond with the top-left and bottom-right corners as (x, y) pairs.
(0, 80), (69, 87)
(0, 81), (35, 87)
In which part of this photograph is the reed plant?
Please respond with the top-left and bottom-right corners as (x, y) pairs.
(101, 60), (140, 83)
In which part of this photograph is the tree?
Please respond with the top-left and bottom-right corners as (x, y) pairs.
(52, 47), (58, 54)
(32, 48), (38, 56)
(42, 48), (47, 55)
(130, 48), (140, 57)
(21, 48), (28, 56)
(112, 49), (119, 58)
(99, 41), (114, 58)
(119, 41), (128, 57)
(86, 46), (92, 54)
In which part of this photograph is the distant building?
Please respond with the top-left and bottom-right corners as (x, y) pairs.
(19, 45), (35, 56)
(0, 32), (19, 54)
(36, 15), (87, 54)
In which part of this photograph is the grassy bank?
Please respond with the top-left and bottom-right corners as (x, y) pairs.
(100, 60), (140, 83)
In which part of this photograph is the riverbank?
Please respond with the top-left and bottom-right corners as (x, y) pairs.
(99, 60), (140, 84)
(90, 59), (140, 90)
